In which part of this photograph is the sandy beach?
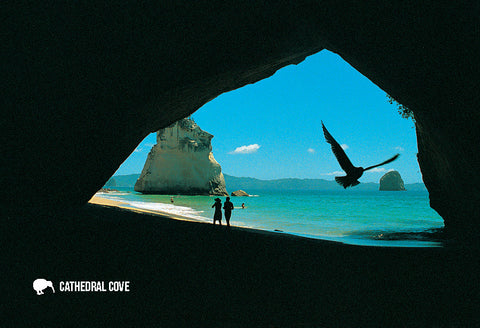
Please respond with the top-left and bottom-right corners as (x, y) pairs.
(3, 201), (479, 327)
(89, 195), (128, 207)
(89, 194), (202, 223)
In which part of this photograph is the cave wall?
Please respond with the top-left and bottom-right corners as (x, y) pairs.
(4, 1), (480, 234)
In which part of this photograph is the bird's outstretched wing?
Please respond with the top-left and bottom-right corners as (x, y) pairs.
(364, 154), (400, 171)
(322, 122), (355, 174)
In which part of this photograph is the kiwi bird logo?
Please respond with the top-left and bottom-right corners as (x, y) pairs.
(33, 278), (55, 295)
(322, 121), (399, 188)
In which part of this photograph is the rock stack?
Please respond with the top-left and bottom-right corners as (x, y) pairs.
(134, 118), (228, 196)
(379, 170), (406, 191)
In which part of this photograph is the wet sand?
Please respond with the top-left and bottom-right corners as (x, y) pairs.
(89, 194), (201, 223)
(3, 202), (479, 327)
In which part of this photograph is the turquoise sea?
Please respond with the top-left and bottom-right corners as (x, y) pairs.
(96, 188), (444, 247)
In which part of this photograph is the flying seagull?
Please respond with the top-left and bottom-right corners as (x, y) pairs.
(322, 121), (399, 188)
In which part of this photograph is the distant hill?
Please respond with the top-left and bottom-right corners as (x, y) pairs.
(103, 174), (140, 188)
(104, 177), (117, 187)
(105, 173), (426, 192)
(223, 175), (426, 192)
(223, 175), (377, 191)
(403, 183), (427, 191)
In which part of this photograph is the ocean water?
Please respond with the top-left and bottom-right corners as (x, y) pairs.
(96, 189), (444, 247)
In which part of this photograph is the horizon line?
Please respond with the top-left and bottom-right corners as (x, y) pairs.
(112, 173), (424, 185)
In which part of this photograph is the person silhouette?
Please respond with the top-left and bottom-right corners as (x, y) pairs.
(223, 197), (234, 227)
(212, 198), (222, 225)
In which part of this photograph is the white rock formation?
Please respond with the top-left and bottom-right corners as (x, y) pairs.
(134, 118), (228, 195)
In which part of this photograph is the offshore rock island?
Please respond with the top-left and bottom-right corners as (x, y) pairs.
(379, 170), (406, 191)
(134, 118), (228, 196)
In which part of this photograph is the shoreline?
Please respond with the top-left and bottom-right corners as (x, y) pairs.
(88, 193), (328, 244)
(89, 194), (201, 223)
(89, 193), (443, 248)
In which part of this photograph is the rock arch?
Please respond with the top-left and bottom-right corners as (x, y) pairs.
(4, 2), (480, 236)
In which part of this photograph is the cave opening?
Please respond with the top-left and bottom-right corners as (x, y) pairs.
(98, 50), (443, 246)
(6, 5), (479, 326)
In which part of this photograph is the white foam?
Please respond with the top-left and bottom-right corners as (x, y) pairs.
(127, 201), (210, 222)
(96, 192), (130, 197)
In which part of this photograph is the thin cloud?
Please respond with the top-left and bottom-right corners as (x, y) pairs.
(341, 144), (349, 150)
(366, 167), (386, 173)
(229, 144), (261, 155)
(321, 171), (344, 176)
(134, 147), (142, 153)
(395, 146), (404, 151)
(307, 148), (315, 154)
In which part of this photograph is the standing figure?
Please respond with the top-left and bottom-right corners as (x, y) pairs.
(212, 198), (222, 225)
(223, 197), (234, 227)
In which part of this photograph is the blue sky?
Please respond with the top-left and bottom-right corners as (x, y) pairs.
(115, 50), (421, 183)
